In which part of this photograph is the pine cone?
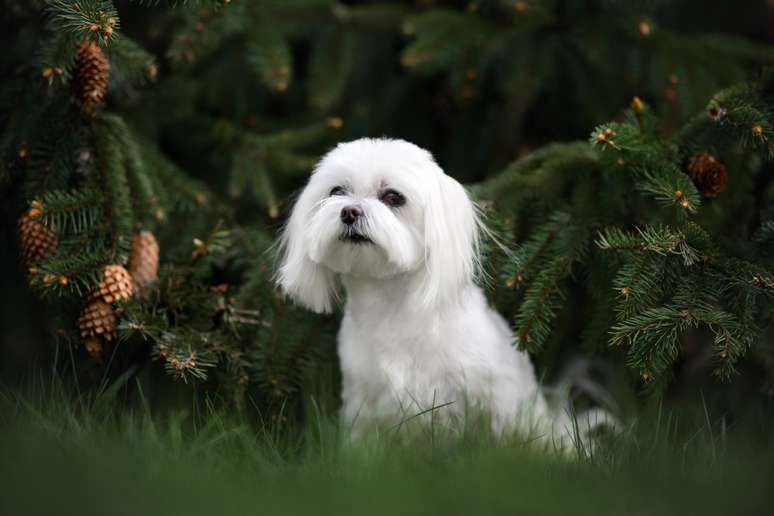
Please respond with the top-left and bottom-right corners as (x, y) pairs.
(128, 231), (159, 292)
(17, 211), (58, 266)
(92, 264), (135, 303)
(79, 299), (117, 342)
(74, 40), (110, 115)
(686, 153), (727, 197)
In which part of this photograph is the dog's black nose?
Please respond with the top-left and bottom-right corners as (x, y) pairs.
(340, 206), (362, 225)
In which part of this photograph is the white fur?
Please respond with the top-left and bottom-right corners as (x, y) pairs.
(277, 138), (583, 446)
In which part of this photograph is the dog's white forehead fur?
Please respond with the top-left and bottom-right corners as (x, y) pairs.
(311, 138), (441, 201)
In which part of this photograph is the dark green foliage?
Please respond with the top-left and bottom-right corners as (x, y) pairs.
(1, 0), (348, 417)
(481, 78), (774, 387)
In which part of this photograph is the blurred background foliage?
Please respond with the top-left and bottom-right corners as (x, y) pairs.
(1, 0), (774, 425)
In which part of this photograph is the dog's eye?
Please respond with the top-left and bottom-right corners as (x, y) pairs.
(329, 186), (346, 196)
(380, 189), (405, 208)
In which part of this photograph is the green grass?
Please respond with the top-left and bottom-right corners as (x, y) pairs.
(1, 376), (773, 516)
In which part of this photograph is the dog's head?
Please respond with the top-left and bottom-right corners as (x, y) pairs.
(277, 138), (481, 313)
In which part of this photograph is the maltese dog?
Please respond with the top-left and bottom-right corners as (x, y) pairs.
(277, 138), (607, 447)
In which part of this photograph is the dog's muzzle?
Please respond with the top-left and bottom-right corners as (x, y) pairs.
(339, 205), (372, 244)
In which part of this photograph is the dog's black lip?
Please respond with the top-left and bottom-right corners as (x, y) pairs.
(339, 233), (373, 244)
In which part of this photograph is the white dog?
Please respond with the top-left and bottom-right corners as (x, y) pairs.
(277, 138), (603, 446)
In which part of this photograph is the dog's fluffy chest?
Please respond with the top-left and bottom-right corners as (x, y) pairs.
(339, 310), (468, 397)
(336, 285), (545, 432)
(337, 312), (471, 430)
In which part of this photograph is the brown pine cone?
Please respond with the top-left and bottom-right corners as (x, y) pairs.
(686, 153), (727, 198)
(17, 211), (58, 266)
(78, 299), (117, 342)
(128, 231), (159, 290)
(92, 264), (135, 304)
(74, 40), (110, 115)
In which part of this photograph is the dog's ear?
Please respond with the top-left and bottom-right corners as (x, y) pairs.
(421, 171), (481, 308)
(276, 189), (337, 314)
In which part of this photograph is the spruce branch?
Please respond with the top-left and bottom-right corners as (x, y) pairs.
(95, 114), (134, 262)
(472, 143), (598, 205)
(307, 28), (358, 112)
(36, 32), (77, 83)
(611, 305), (687, 377)
(167, 1), (245, 66)
(261, 119), (343, 150)
(265, 152), (319, 177)
(33, 250), (109, 296)
(507, 211), (568, 286)
(229, 156), (278, 218)
(611, 253), (667, 322)
(401, 9), (493, 73)
(105, 36), (157, 86)
(44, 0), (119, 44)
(682, 74), (774, 160)
(247, 25), (292, 94)
(142, 143), (211, 212)
(633, 164), (701, 217)
(161, 344), (218, 383)
(515, 255), (572, 352)
(106, 116), (164, 225)
(36, 189), (102, 235)
(612, 302), (751, 381)
(596, 225), (703, 266)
